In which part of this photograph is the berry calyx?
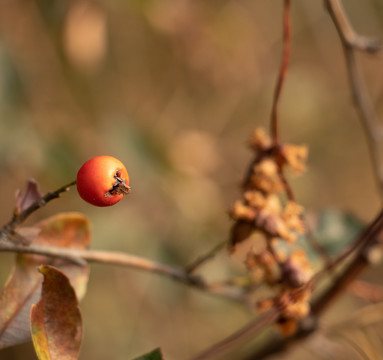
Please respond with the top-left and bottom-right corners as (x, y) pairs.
(76, 156), (130, 207)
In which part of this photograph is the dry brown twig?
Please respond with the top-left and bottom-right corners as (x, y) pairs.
(185, 240), (227, 273)
(270, 0), (291, 148)
(325, 0), (383, 200)
(0, 241), (245, 301)
(312, 0), (383, 305)
(190, 1), (299, 359)
(0, 180), (77, 238)
(239, 208), (383, 360)
(233, 1), (383, 359)
(0, 181), (246, 302)
(191, 1), (383, 359)
(190, 308), (280, 360)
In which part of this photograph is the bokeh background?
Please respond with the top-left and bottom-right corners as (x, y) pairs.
(0, 1), (383, 359)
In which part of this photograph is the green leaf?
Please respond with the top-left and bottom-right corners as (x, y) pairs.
(133, 348), (163, 360)
(31, 265), (82, 360)
(0, 212), (90, 349)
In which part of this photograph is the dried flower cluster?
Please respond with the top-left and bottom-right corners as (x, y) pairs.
(229, 128), (312, 336)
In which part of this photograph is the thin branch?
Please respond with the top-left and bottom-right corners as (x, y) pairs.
(241, 316), (318, 360)
(189, 4), (295, 357)
(270, 0), (292, 146)
(0, 180), (77, 237)
(242, 208), (383, 360)
(269, 0), (296, 202)
(237, 210), (383, 360)
(303, 216), (332, 266)
(0, 180), (247, 303)
(0, 240), (246, 302)
(325, 0), (383, 200)
(320, 208), (383, 274)
(325, 0), (381, 53)
(277, 166), (295, 201)
(311, 212), (383, 315)
(189, 308), (280, 360)
(185, 240), (227, 273)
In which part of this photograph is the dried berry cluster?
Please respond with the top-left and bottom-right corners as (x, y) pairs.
(229, 128), (312, 336)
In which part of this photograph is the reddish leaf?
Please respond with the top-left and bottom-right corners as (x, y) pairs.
(0, 256), (42, 349)
(0, 212), (91, 349)
(31, 265), (82, 360)
(15, 179), (42, 214)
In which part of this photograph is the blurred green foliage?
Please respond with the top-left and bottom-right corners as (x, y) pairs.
(314, 209), (365, 257)
(133, 348), (163, 360)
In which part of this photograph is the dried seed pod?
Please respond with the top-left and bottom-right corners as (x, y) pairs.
(283, 301), (310, 319)
(250, 158), (284, 193)
(249, 128), (272, 151)
(276, 317), (298, 337)
(282, 250), (313, 287)
(228, 221), (254, 251)
(231, 201), (257, 221)
(282, 201), (305, 234)
(244, 191), (266, 208)
(281, 144), (308, 174)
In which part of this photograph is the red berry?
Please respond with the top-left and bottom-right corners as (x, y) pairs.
(76, 156), (130, 207)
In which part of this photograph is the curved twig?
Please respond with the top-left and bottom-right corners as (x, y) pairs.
(326, 0), (383, 200)
(239, 208), (383, 360)
(185, 240), (227, 273)
(270, 0), (292, 147)
(0, 180), (246, 302)
(0, 240), (246, 302)
(189, 308), (280, 360)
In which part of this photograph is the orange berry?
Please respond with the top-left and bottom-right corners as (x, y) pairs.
(77, 156), (130, 207)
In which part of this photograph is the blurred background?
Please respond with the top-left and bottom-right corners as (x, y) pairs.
(0, 1), (383, 359)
